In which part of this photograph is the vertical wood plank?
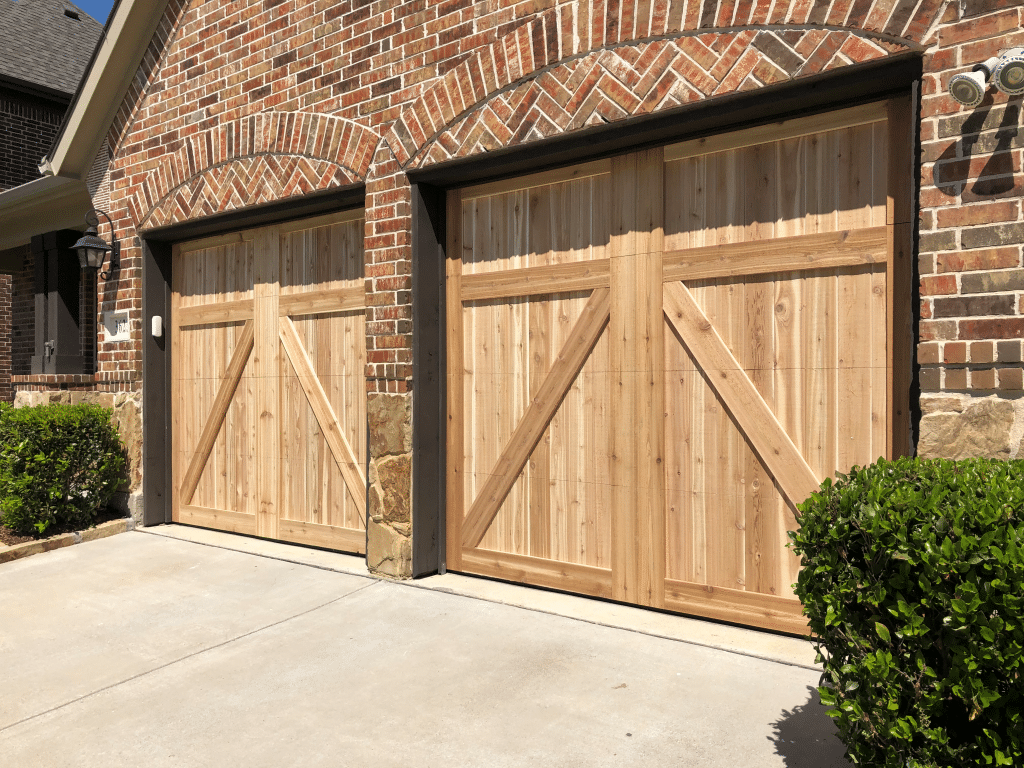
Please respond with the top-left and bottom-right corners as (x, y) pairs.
(254, 226), (280, 540)
(610, 148), (665, 608)
(744, 275), (777, 595)
(527, 187), (552, 559)
(446, 189), (464, 571)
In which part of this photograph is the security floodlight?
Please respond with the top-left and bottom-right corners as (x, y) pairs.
(992, 47), (1024, 96)
(948, 55), (999, 108)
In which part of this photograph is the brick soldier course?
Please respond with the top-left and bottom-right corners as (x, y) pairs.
(12, 0), (1024, 579)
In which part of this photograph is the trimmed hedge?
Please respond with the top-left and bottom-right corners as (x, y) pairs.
(789, 457), (1023, 767)
(0, 402), (126, 536)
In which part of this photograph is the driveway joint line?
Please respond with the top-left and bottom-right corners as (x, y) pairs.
(138, 527), (819, 673)
(0, 579), (381, 735)
(137, 527), (376, 581)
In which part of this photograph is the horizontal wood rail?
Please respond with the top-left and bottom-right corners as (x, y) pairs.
(663, 227), (888, 283)
(664, 579), (808, 634)
(177, 505), (256, 535)
(278, 519), (365, 553)
(461, 550), (612, 599)
(176, 298), (253, 327)
(175, 286), (365, 326)
(461, 260), (610, 302)
(279, 286), (364, 316)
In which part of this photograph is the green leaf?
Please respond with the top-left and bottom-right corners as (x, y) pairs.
(875, 622), (891, 643)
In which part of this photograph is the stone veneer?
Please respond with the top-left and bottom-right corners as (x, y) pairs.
(10, 0), (1023, 577)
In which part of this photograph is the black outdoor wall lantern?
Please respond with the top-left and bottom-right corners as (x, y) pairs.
(71, 209), (120, 280)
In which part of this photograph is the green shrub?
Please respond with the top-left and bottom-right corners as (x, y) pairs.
(0, 402), (126, 536)
(790, 457), (1023, 767)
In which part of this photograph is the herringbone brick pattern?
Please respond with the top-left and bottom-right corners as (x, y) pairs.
(143, 155), (356, 229)
(130, 111), (379, 229)
(385, 6), (932, 167)
(411, 28), (905, 168)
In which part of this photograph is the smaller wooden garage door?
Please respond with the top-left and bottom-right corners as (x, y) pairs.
(446, 101), (912, 632)
(171, 211), (367, 552)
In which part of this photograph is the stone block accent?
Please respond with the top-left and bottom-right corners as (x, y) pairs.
(366, 391), (413, 578)
(918, 395), (1022, 460)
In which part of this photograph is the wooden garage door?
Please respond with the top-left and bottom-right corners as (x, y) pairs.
(171, 211), (367, 553)
(446, 101), (911, 632)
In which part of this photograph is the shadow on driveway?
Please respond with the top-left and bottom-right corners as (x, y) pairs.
(769, 685), (851, 767)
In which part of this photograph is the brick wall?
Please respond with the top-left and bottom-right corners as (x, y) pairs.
(8, 244), (33, 379)
(0, 273), (11, 403)
(42, 0), (1023, 570)
(0, 88), (65, 191)
(917, 1), (1024, 459)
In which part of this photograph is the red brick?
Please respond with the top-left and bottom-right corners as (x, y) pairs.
(920, 274), (957, 295)
(971, 368), (997, 390)
(944, 341), (967, 364)
(917, 342), (940, 364)
(960, 318), (1024, 340)
(998, 367), (1023, 390)
(939, 9), (1021, 46)
(936, 247), (1020, 273)
(935, 200), (1018, 228)
(971, 341), (995, 363)
(944, 367), (968, 390)
(921, 320), (958, 341)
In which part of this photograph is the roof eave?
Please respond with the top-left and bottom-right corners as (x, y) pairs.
(0, 176), (92, 250)
(46, 0), (168, 181)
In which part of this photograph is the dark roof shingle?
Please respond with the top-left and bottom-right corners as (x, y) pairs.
(0, 0), (104, 96)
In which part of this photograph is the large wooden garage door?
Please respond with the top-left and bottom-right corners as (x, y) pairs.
(171, 211), (367, 553)
(446, 101), (911, 632)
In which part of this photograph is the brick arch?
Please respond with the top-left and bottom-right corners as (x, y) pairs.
(386, 0), (944, 168)
(133, 112), (380, 230)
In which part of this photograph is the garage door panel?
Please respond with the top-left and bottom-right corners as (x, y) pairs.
(278, 383), (361, 530)
(288, 312), (366, 460)
(462, 174), (612, 276)
(172, 211), (366, 553)
(279, 218), (363, 293)
(176, 240), (254, 307)
(450, 102), (905, 632)
(473, 358), (614, 567)
(666, 121), (887, 251)
(547, 346), (613, 569)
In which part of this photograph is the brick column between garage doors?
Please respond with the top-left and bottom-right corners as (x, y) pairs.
(916, 1), (1024, 460)
(364, 137), (415, 578)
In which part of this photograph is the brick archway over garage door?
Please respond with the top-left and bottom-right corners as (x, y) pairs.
(383, 0), (944, 168)
(132, 112), (380, 229)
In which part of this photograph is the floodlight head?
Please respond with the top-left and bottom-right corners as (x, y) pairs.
(993, 47), (1024, 96)
(949, 69), (988, 108)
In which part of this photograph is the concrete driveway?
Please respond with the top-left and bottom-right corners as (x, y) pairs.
(0, 527), (850, 767)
